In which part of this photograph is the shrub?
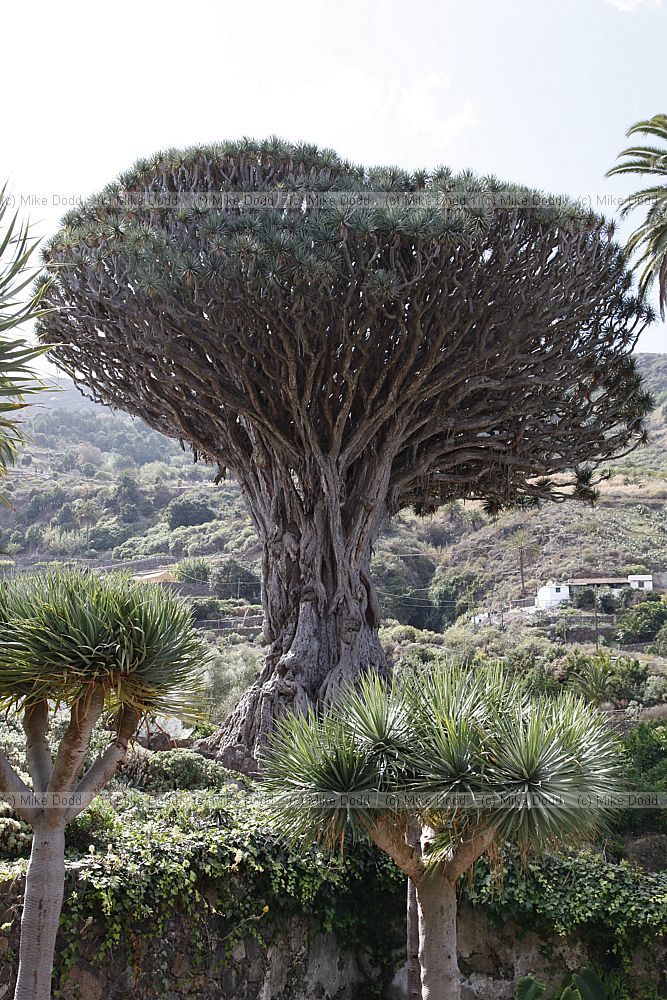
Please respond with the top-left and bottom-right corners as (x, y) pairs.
(651, 621), (667, 655)
(642, 675), (667, 707)
(607, 655), (649, 703)
(0, 801), (31, 858)
(597, 587), (620, 615)
(566, 650), (613, 706)
(615, 722), (667, 834)
(189, 596), (223, 621)
(174, 557), (212, 584)
(210, 558), (261, 602)
(572, 586), (596, 610)
(165, 495), (216, 529)
(616, 599), (667, 644)
(66, 797), (122, 851)
(120, 749), (237, 792)
(204, 642), (263, 722)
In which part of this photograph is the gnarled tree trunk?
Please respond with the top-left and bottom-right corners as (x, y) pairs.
(197, 460), (391, 766)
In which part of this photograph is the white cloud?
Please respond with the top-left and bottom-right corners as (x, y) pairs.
(604, 0), (663, 11)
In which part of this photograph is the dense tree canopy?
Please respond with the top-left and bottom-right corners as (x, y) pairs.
(37, 138), (653, 760)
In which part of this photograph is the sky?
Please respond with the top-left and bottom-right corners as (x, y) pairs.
(4, 0), (666, 363)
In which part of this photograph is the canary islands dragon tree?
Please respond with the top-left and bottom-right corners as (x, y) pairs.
(0, 570), (206, 1000)
(36, 139), (653, 763)
(264, 665), (623, 1000)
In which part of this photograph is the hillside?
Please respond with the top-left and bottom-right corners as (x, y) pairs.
(1, 353), (667, 627)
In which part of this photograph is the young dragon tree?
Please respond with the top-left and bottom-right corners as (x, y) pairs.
(0, 569), (206, 1000)
(263, 665), (623, 1000)
(35, 139), (653, 763)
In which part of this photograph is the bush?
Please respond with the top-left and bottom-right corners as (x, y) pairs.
(616, 599), (667, 644)
(120, 749), (237, 792)
(174, 557), (212, 584)
(66, 797), (122, 851)
(571, 586), (596, 610)
(615, 722), (667, 834)
(565, 649), (612, 705)
(204, 642), (263, 722)
(651, 621), (667, 655)
(189, 596), (224, 621)
(642, 675), (667, 707)
(607, 655), (649, 703)
(428, 567), (481, 630)
(562, 651), (648, 706)
(210, 558), (261, 602)
(165, 496), (216, 529)
(0, 801), (31, 858)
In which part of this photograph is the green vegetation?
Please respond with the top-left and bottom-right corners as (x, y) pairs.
(0, 569), (206, 1000)
(265, 663), (623, 1000)
(608, 114), (667, 317)
(616, 596), (667, 644)
(516, 968), (606, 999)
(0, 185), (51, 500)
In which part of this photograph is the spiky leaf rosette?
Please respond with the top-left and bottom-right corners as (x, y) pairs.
(37, 138), (652, 515)
(0, 569), (206, 722)
(263, 662), (623, 862)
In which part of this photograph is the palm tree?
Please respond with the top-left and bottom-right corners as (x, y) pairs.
(507, 527), (540, 596)
(264, 665), (622, 1000)
(0, 569), (206, 1000)
(0, 185), (51, 492)
(607, 114), (667, 316)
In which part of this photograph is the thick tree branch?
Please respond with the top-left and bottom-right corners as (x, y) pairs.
(23, 700), (52, 794)
(66, 705), (140, 822)
(0, 750), (38, 825)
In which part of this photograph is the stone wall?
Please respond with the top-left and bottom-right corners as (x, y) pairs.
(0, 869), (388, 1000)
(389, 902), (667, 999)
(1, 876), (665, 999)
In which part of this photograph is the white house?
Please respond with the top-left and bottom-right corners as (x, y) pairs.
(535, 573), (654, 610)
(535, 581), (571, 610)
(628, 574), (653, 592)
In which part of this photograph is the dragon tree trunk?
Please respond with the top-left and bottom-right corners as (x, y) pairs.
(14, 819), (66, 1000)
(196, 466), (390, 766)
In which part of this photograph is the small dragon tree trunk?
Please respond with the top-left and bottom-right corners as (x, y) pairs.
(15, 819), (66, 1000)
(198, 464), (390, 765)
(415, 874), (459, 1000)
(10, 694), (139, 1000)
(367, 818), (496, 1000)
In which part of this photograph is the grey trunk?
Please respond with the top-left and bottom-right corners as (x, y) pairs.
(15, 820), (66, 1000)
(407, 877), (421, 999)
(406, 816), (422, 999)
(416, 873), (460, 1000)
(196, 488), (389, 765)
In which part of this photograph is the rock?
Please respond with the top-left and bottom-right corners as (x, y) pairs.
(626, 833), (667, 872)
(0, 937), (8, 956)
(232, 939), (245, 963)
(171, 952), (191, 978)
(61, 966), (104, 1000)
(215, 744), (259, 777)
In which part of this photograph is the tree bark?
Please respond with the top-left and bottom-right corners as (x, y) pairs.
(416, 873), (459, 1000)
(406, 818), (422, 1000)
(407, 877), (421, 1000)
(197, 472), (389, 766)
(14, 819), (66, 1000)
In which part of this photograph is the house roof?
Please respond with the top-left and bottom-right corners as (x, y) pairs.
(566, 577), (629, 586)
